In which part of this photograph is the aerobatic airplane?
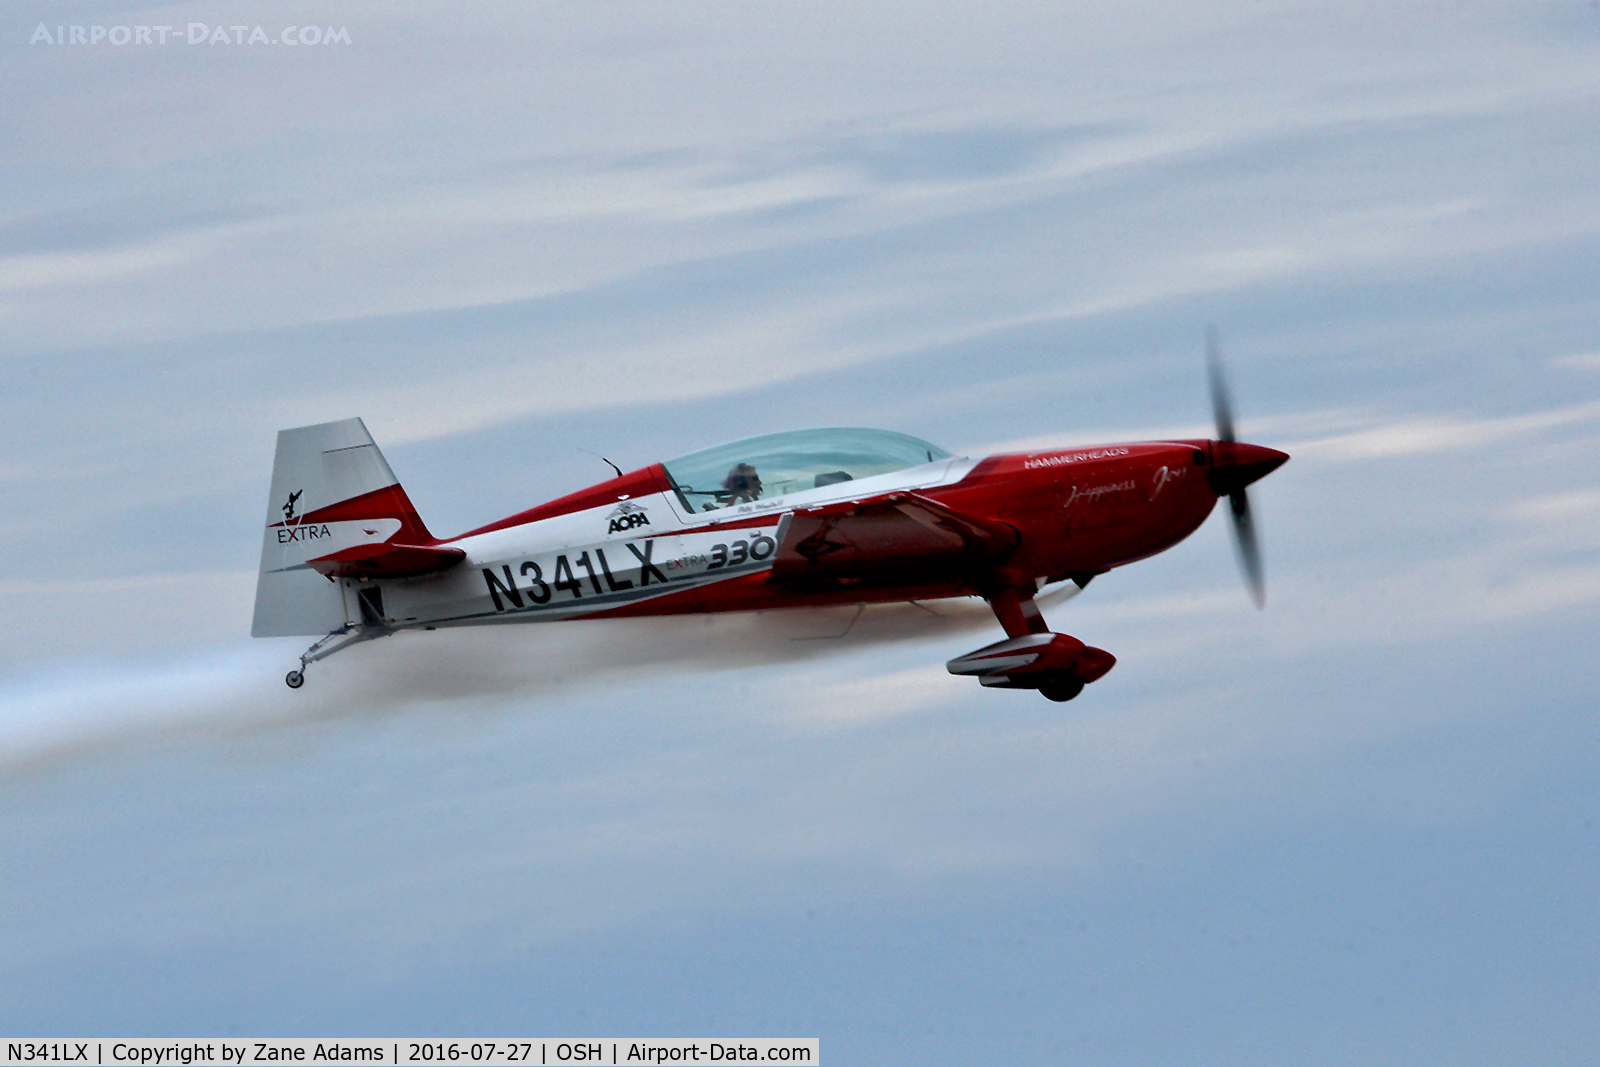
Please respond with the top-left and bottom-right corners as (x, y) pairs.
(253, 343), (1287, 701)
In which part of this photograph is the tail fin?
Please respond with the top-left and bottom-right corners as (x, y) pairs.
(252, 417), (450, 637)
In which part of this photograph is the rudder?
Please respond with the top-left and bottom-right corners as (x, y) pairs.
(251, 417), (435, 637)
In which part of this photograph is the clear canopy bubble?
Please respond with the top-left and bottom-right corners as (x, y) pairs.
(661, 428), (952, 512)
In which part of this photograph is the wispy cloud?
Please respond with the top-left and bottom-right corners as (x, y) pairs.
(1285, 398), (1600, 461)
(0, 232), (213, 291)
(1553, 350), (1600, 370)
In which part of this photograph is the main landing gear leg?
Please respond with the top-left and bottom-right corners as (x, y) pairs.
(985, 581), (1051, 639)
(284, 623), (388, 689)
(990, 582), (1082, 700)
(945, 578), (1115, 701)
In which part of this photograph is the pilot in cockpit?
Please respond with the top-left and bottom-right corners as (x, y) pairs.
(717, 462), (762, 505)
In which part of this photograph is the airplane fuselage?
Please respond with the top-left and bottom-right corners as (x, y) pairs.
(355, 439), (1222, 633)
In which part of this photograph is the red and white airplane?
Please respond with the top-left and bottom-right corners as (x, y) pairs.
(253, 345), (1287, 701)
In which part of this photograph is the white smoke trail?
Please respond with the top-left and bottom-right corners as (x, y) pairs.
(0, 599), (999, 768)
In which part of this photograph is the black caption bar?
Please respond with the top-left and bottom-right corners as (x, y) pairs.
(0, 1042), (818, 1067)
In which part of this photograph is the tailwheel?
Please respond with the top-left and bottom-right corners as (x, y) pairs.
(285, 670), (305, 689)
(1038, 672), (1084, 703)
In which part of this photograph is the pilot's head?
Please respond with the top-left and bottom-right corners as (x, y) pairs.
(724, 463), (761, 495)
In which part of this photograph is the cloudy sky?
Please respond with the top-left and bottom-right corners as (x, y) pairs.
(2, 1), (1598, 1061)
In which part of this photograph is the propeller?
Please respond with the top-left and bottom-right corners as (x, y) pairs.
(1205, 327), (1284, 608)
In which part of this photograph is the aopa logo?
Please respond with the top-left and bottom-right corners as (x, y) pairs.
(607, 501), (650, 535)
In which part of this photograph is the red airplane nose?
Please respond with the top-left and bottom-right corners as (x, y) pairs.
(1208, 441), (1289, 496)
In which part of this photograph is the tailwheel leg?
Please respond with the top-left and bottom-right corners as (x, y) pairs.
(284, 622), (389, 690)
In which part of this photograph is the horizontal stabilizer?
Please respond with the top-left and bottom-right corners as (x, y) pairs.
(307, 542), (466, 580)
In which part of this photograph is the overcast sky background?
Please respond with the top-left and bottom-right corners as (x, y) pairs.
(2, 1), (1598, 1062)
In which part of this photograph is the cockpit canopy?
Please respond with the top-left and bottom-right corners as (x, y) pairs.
(661, 427), (953, 513)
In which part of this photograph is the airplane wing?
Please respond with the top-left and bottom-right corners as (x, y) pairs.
(768, 491), (1018, 583)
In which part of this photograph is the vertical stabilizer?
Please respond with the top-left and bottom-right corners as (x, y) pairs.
(251, 417), (433, 637)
